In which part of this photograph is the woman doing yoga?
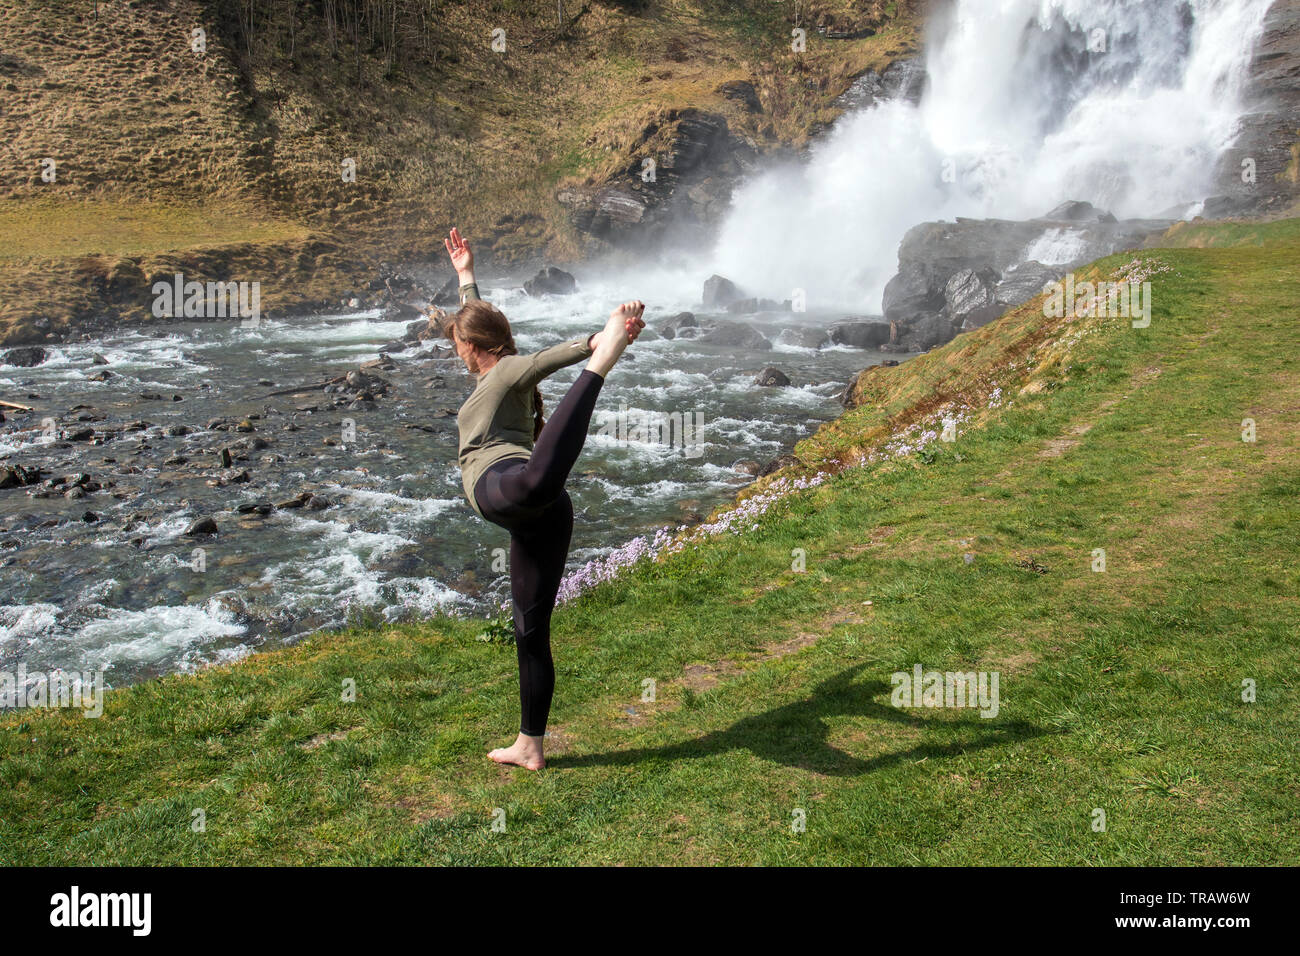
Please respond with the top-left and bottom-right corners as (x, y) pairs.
(442, 227), (645, 771)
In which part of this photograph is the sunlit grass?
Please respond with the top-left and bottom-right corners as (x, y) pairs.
(0, 220), (1296, 865)
(0, 199), (311, 261)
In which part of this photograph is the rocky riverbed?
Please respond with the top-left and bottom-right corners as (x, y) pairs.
(0, 275), (903, 688)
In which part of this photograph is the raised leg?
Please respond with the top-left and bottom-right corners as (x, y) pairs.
(496, 369), (604, 510)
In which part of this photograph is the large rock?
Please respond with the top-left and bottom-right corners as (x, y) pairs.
(405, 318), (432, 341)
(882, 212), (1173, 330)
(523, 267), (577, 296)
(703, 274), (743, 309)
(658, 312), (697, 339)
(184, 516), (218, 536)
(943, 268), (1003, 331)
(785, 327), (829, 349)
(725, 296), (788, 314)
(895, 313), (956, 353)
(382, 301), (424, 322)
(828, 320), (892, 348)
(3, 346), (47, 367)
(345, 370), (390, 395)
(994, 261), (1061, 311)
(834, 57), (928, 112)
(0, 464), (45, 489)
(556, 108), (757, 248)
(1207, 0), (1300, 216)
(1040, 200), (1117, 223)
(696, 321), (771, 349)
(882, 262), (946, 325)
(754, 366), (791, 387)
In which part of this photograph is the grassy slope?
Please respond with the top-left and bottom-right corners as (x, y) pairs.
(1, 219), (1297, 865)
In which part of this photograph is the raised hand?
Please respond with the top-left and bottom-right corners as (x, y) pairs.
(444, 227), (474, 279)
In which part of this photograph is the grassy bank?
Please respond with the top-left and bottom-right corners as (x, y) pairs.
(1, 219), (1297, 865)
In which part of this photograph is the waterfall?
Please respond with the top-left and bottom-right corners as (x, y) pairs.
(709, 0), (1273, 313)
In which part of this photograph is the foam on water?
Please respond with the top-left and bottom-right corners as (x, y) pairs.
(0, 599), (249, 676)
(1024, 227), (1095, 266)
(316, 484), (463, 527)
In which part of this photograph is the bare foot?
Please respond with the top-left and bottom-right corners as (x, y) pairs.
(587, 300), (645, 377)
(488, 733), (546, 770)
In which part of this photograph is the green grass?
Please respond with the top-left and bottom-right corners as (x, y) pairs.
(1, 221), (1297, 865)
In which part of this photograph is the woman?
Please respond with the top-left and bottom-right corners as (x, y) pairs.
(442, 227), (645, 770)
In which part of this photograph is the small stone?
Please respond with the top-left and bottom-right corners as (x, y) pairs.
(184, 516), (219, 536)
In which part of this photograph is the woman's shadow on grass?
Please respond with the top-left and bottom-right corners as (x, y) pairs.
(549, 662), (1048, 776)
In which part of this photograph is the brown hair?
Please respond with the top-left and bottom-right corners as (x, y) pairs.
(444, 299), (546, 441)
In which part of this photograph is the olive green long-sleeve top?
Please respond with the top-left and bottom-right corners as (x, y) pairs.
(454, 280), (596, 519)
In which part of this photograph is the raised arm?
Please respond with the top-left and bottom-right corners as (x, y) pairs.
(444, 227), (480, 304)
(501, 301), (644, 390)
(499, 334), (598, 392)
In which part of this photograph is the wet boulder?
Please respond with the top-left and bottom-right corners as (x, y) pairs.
(786, 327), (828, 349)
(697, 321), (771, 349)
(524, 267), (577, 296)
(896, 313), (956, 353)
(882, 215), (1171, 327)
(404, 317), (433, 341)
(382, 301), (424, 322)
(184, 516), (219, 536)
(659, 312), (697, 340)
(345, 370), (390, 395)
(834, 57), (928, 112)
(754, 366), (791, 387)
(0, 465), (45, 489)
(882, 262), (945, 325)
(4, 346), (47, 367)
(828, 320), (892, 348)
(702, 274), (743, 309)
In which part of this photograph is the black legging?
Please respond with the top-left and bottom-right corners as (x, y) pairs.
(472, 367), (605, 736)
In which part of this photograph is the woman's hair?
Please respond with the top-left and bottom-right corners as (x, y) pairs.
(444, 299), (546, 441)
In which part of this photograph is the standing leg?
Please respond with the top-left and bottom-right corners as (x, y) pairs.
(511, 491), (573, 736)
(488, 491), (574, 770)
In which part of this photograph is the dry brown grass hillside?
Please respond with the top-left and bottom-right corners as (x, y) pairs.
(0, 0), (926, 344)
